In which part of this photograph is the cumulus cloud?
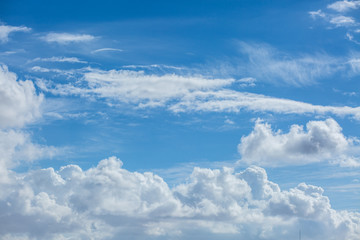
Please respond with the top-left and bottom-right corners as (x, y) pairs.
(0, 130), (58, 183)
(0, 157), (358, 239)
(328, 0), (360, 12)
(238, 118), (360, 167)
(0, 24), (31, 43)
(41, 33), (95, 44)
(0, 65), (58, 182)
(0, 65), (43, 128)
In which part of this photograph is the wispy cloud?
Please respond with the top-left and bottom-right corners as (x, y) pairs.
(238, 42), (340, 86)
(0, 24), (31, 43)
(330, 15), (356, 27)
(31, 56), (87, 63)
(33, 66), (360, 120)
(41, 32), (95, 44)
(91, 48), (123, 53)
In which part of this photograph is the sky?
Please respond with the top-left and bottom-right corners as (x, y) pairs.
(0, 0), (360, 239)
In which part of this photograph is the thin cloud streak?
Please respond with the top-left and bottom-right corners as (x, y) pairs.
(91, 48), (123, 53)
(41, 33), (95, 44)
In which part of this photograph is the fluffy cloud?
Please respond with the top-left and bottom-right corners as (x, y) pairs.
(328, 0), (360, 12)
(0, 130), (57, 183)
(0, 24), (31, 43)
(0, 157), (359, 239)
(238, 118), (360, 167)
(0, 65), (58, 183)
(41, 33), (95, 44)
(0, 65), (43, 128)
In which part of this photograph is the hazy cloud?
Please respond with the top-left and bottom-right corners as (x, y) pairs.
(238, 42), (339, 86)
(0, 24), (31, 43)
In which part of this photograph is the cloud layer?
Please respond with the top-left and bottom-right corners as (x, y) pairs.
(238, 118), (360, 167)
(35, 67), (360, 120)
(0, 157), (359, 239)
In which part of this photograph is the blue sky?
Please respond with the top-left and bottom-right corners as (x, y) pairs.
(1, 0), (360, 239)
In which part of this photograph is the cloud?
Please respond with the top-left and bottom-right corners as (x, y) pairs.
(0, 130), (58, 183)
(36, 68), (235, 107)
(238, 42), (340, 86)
(330, 15), (356, 27)
(309, 9), (326, 19)
(0, 65), (43, 128)
(35, 66), (360, 119)
(41, 33), (95, 44)
(0, 24), (31, 43)
(169, 90), (360, 120)
(328, 0), (360, 12)
(237, 77), (256, 87)
(238, 118), (360, 167)
(91, 48), (123, 53)
(0, 157), (359, 239)
(31, 56), (87, 64)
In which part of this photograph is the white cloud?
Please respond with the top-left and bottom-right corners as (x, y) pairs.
(0, 130), (58, 183)
(41, 33), (95, 44)
(31, 56), (87, 63)
(0, 157), (358, 239)
(169, 90), (360, 119)
(237, 77), (256, 87)
(0, 65), (43, 128)
(37, 68), (235, 107)
(309, 9), (326, 18)
(328, 0), (360, 12)
(0, 25), (31, 43)
(330, 15), (356, 27)
(91, 48), (123, 53)
(238, 42), (339, 86)
(238, 118), (360, 167)
(35, 67), (360, 119)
